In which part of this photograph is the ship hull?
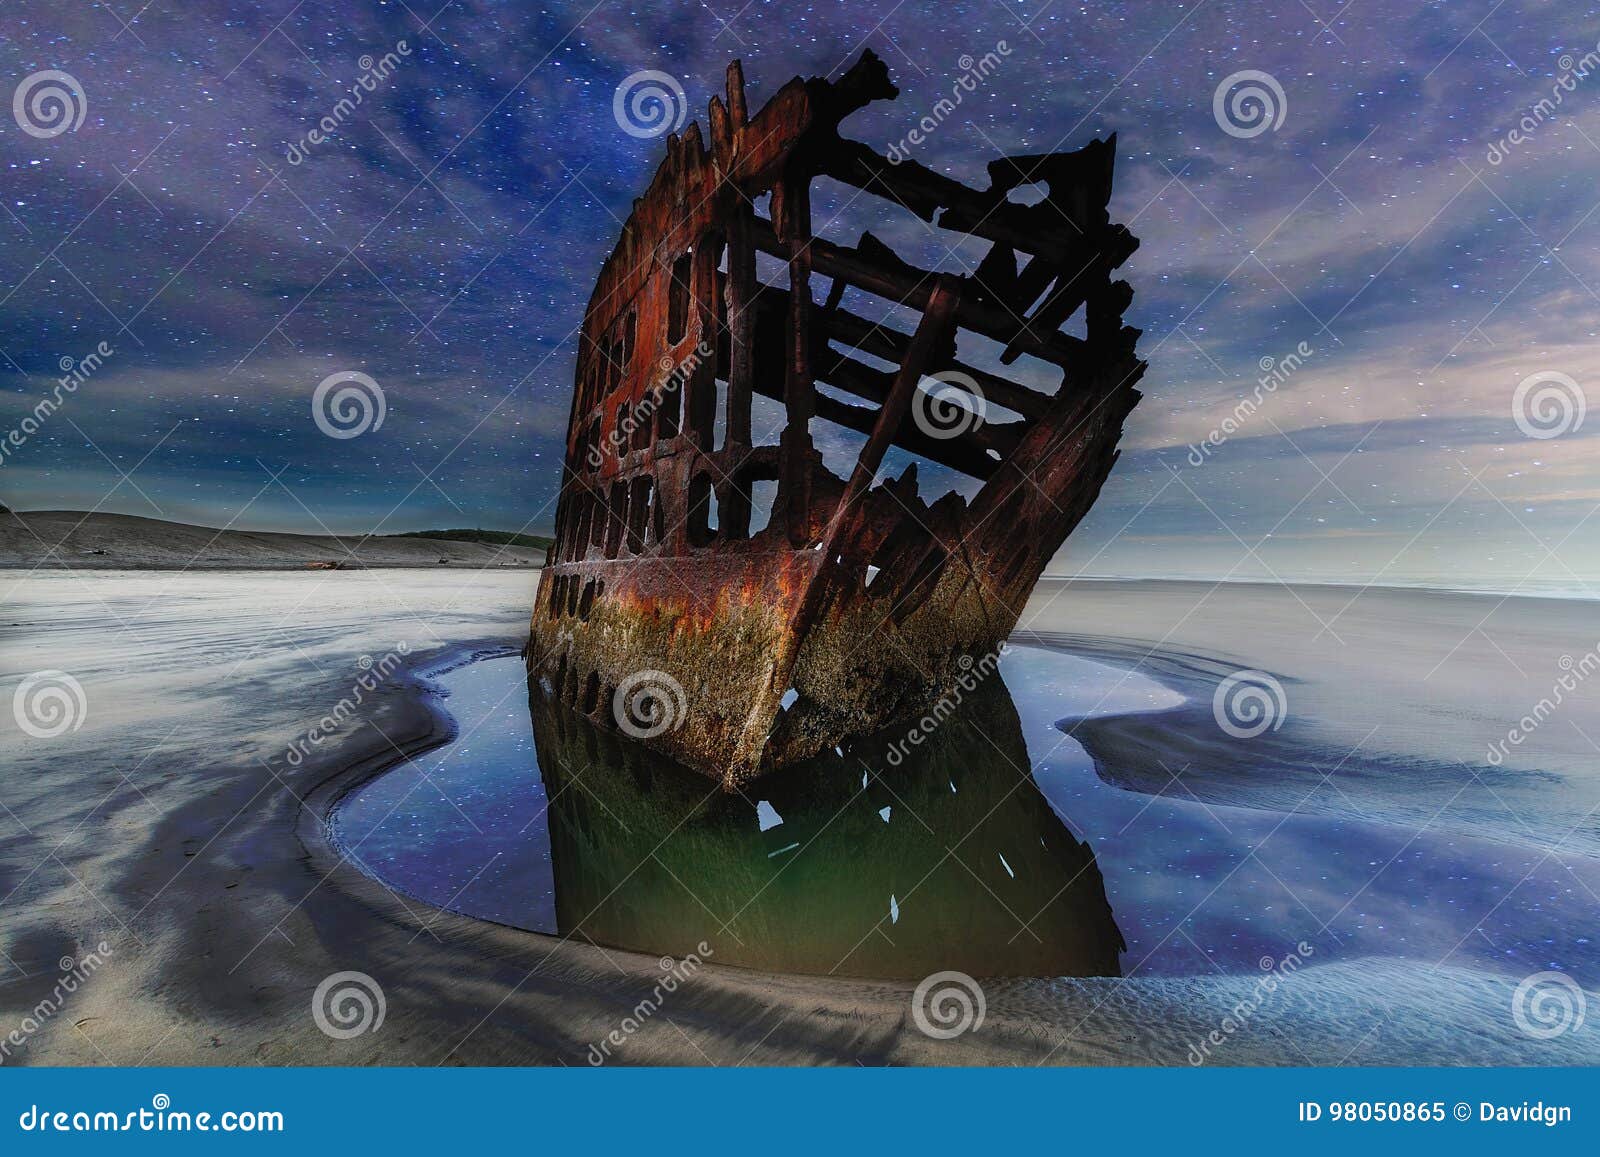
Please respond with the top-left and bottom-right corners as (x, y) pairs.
(528, 51), (1145, 788)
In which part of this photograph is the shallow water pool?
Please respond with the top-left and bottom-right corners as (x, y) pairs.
(332, 645), (1600, 988)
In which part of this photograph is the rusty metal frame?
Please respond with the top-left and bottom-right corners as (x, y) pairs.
(528, 51), (1146, 788)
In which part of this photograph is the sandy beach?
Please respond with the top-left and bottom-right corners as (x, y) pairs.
(1, 570), (1596, 1066)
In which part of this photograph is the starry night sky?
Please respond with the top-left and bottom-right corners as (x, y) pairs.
(2, 0), (1598, 587)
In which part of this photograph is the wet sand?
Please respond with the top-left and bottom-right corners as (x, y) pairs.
(0, 571), (1595, 1065)
(1021, 578), (1600, 854)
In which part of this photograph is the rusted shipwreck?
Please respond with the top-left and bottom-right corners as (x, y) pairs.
(528, 51), (1145, 789)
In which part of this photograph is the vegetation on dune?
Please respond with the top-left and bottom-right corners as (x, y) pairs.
(387, 528), (553, 550)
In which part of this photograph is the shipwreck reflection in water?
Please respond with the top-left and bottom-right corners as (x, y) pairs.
(529, 671), (1125, 979)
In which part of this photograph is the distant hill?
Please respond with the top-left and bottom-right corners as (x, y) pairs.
(389, 528), (554, 550)
(0, 511), (547, 571)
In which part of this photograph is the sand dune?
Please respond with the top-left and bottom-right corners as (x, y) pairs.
(0, 510), (544, 570)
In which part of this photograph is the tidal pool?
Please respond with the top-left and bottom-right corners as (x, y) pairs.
(331, 645), (1600, 987)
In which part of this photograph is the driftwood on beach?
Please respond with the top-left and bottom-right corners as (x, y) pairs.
(528, 51), (1145, 787)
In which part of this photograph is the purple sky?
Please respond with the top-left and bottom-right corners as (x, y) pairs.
(1, 0), (1597, 588)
